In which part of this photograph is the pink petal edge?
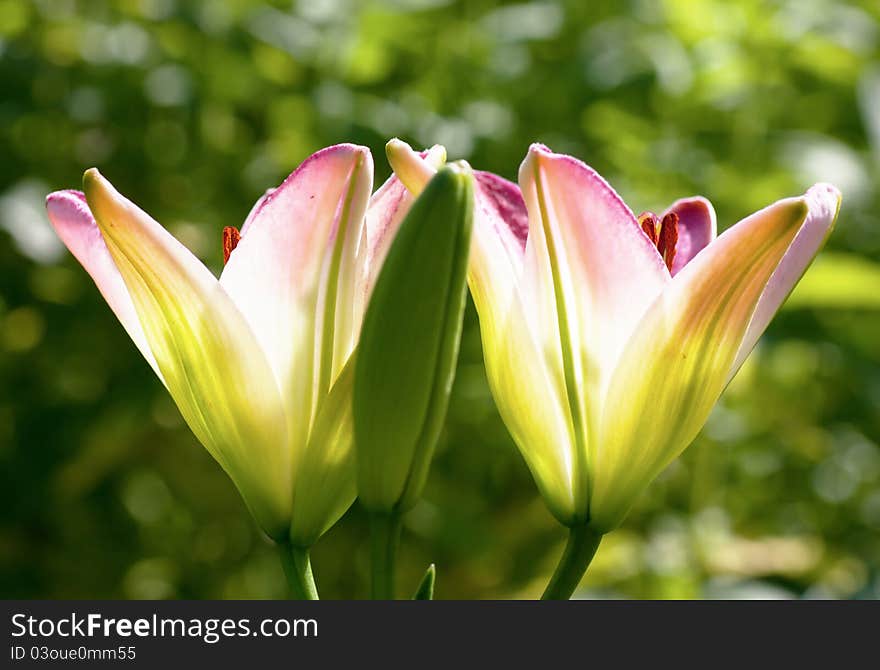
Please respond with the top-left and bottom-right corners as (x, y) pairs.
(240, 187), (275, 236)
(727, 182), (842, 379)
(663, 196), (717, 276)
(518, 144), (671, 384)
(219, 143), (373, 422)
(45, 189), (162, 379)
(474, 170), (528, 252)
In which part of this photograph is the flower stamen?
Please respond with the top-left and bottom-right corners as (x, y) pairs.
(638, 211), (678, 271)
(222, 226), (241, 264)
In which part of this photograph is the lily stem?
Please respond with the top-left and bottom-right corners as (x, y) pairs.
(541, 524), (603, 600)
(370, 510), (402, 599)
(278, 541), (319, 600)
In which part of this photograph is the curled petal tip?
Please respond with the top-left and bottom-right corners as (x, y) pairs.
(805, 183), (842, 220)
(354, 144), (371, 161)
(329, 142), (371, 154)
(664, 196), (717, 275)
(386, 139), (447, 170)
(385, 137), (412, 153)
(385, 138), (419, 166)
(808, 182), (841, 197)
(46, 188), (86, 209)
(44, 184), (163, 382)
(82, 167), (102, 188)
(526, 142), (553, 157)
(45, 189), (89, 230)
(683, 196), (717, 229)
(426, 144), (447, 164)
(520, 143), (574, 182)
(80, 169), (138, 232)
(386, 139), (436, 195)
(338, 143), (372, 170)
(672, 195), (714, 212)
(309, 143), (372, 170)
(447, 159), (473, 174)
(81, 168), (117, 207)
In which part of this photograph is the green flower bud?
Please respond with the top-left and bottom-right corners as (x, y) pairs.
(354, 164), (474, 512)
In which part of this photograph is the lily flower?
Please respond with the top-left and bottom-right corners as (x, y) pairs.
(387, 140), (841, 597)
(45, 144), (446, 588)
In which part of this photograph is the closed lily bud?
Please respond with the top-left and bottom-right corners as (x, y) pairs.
(354, 163), (475, 513)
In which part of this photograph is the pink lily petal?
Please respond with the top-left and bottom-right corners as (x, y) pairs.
(593, 195), (816, 532)
(290, 355), (357, 546)
(240, 187), (275, 236)
(468, 169), (582, 521)
(518, 146), (671, 381)
(520, 147), (670, 404)
(46, 190), (162, 379)
(479, 290), (581, 522)
(727, 183), (842, 380)
(360, 171), (408, 294)
(219, 144), (373, 473)
(467, 170), (529, 320)
(507, 145), (672, 519)
(474, 170), (528, 251)
(664, 196), (717, 276)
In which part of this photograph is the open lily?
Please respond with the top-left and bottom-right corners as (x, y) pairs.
(387, 140), (841, 599)
(45, 142), (446, 598)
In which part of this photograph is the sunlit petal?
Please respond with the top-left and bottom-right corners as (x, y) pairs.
(290, 358), (357, 546)
(46, 189), (161, 379)
(727, 183), (842, 380)
(516, 145), (671, 515)
(467, 170), (579, 522)
(219, 145), (372, 486)
(83, 169), (291, 538)
(593, 196), (811, 532)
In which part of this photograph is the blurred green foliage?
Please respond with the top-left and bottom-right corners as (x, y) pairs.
(1, 0), (879, 599)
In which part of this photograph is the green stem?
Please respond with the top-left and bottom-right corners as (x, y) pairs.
(370, 511), (402, 599)
(278, 541), (319, 600)
(541, 524), (603, 600)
